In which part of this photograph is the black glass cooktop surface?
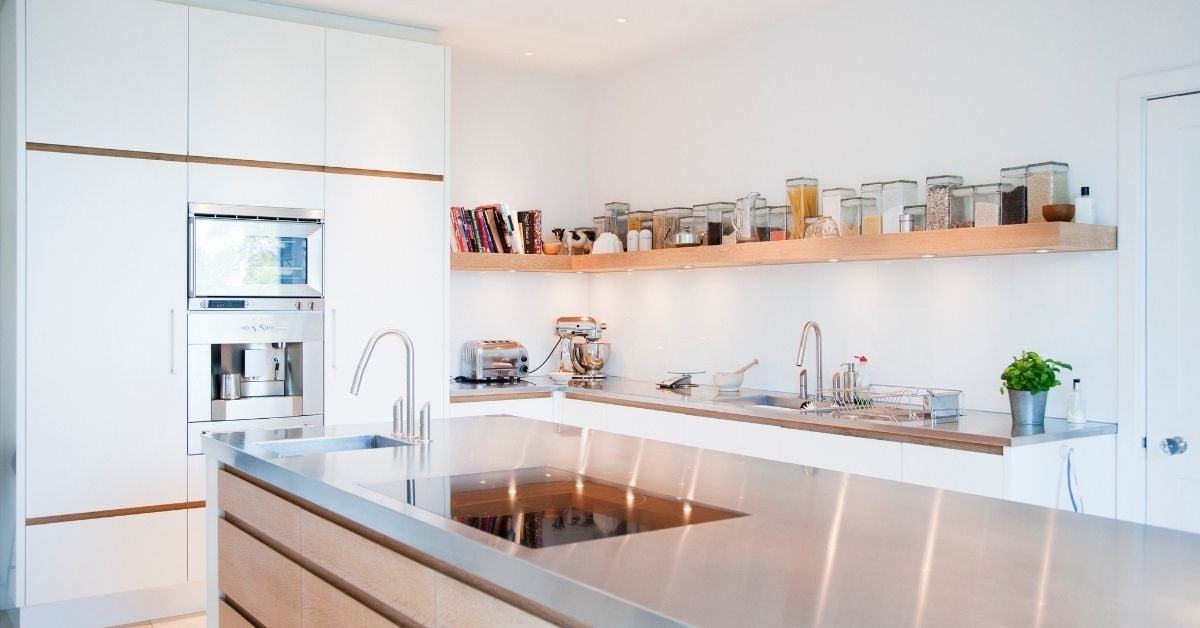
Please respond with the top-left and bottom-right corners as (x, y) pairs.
(365, 466), (746, 549)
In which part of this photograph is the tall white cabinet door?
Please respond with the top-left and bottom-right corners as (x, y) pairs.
(25, 151), (186, 518)
(324, 175), (446, 425)
(188, 7), (325, 164)
(26, 0), (188, 153)
(326, 30), (446, 175)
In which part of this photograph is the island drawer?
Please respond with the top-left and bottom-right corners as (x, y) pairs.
(218, 599), (255, 628)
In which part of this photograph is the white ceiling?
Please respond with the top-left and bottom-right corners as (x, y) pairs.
(266, 0), (823, 70)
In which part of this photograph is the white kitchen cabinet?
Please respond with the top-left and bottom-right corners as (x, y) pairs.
(448, 398), (554, 422)
(188, 7), (325, 164)
(323, 174), (446, 425)
(187, 456), (206, 582)
(901, 443), (1005, 499)
(25, 151), (186, 518)
(26, 0), (187, 153)
(25, 511), (187, 605)
(187, 163), (324, 210)
(326, 29), (446, 174)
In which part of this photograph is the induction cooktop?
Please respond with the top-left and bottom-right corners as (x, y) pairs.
(364, 466), (746, 549)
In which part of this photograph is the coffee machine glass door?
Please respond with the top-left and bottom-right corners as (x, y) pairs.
(190, 209), (324, 299)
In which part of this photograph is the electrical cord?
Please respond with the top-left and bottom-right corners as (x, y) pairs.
(526, 338), (561, 374)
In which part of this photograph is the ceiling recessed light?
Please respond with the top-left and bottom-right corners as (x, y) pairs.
(683, 265), (693, 269)
(615, 17), (628, 23)
(827, 258), (839, 263)
(920, 254), (936, 258)
(523, 51), (534, 57)
(1034, 248), (1051, 253)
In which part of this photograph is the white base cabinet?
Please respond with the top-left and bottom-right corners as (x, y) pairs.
(448, 397), (555, 422)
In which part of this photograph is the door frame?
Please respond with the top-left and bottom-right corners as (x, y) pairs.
(1116, 64), (1200, 523)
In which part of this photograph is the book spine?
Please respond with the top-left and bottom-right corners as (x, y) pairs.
(531, 209), (544, 254)
(518, 211), (532, 254)
(467, 209), (483, 252)
(450, 207), (466, 252)
(475, 208), (497, 253)
(501, 203), (522, 254)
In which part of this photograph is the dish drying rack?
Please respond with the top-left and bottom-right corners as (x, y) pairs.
(814, 384), (963, 423)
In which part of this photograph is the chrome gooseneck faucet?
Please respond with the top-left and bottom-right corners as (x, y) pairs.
(796, 321), (823, 400)
(349, 328), (420, 439)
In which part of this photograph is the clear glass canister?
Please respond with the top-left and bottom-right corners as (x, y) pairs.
(593, 215), (615, 235)
(652, 207), (690, 249)
(786, 177), (820, 239)
(627, 210), (652, 233)
(768, 206), (790, 241)
(902, 205), (926, 231)
(950, 185), (975, 228)
(1000, 166), (1028, 225)
(752, 207), (770, 242)
(604, 202), (630, 244)
(840, 198), (875, 236)
(1025, 161), (1069, 223)
(695, 202), (735, 245)
(860, 182), (884, 219)
(881, 180), (918, 234)
(821, 188), (855, 219)
(925, 175), (962, 231)
(971, 183), (1010, 228)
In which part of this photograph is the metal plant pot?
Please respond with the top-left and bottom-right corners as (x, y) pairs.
(1008, 389), (1048, 425)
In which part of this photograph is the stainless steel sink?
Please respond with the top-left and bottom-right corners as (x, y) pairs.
(258, 434), (412, 457)
(712, 395), (837, 413)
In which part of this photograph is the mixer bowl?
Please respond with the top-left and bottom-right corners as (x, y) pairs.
(571, 342), (611, 375)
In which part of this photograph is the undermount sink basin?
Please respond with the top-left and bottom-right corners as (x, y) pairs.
(712, 395), (836, 413)
(258, 434), (412, 457)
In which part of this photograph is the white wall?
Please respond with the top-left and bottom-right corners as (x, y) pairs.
(580, 0), (1200, 420)
(448, 57), (594, 376)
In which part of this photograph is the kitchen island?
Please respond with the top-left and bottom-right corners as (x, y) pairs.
(203, 415), (1197, 627)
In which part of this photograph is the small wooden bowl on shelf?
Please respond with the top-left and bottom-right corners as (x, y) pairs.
(542, 242), (562, 255)
(1042, 204), (1075, 222)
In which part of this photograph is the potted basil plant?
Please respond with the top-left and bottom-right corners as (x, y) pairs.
(1000, 351), (1072, 425)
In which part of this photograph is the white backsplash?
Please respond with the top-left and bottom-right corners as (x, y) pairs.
(587, 251), (1117, 420)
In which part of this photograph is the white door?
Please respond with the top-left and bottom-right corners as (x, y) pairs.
(188, 7), (325, 164)
(1146, 91), (1200, 533)
(324, 174), (446, 426)
(25, 151), (187, 517)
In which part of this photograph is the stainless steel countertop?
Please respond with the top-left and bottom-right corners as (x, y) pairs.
(450, 376), (1117, 452)
(205, 417), (1198, 627)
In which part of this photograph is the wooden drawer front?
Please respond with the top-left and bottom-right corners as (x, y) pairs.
(219, 470), (302, 549)
(218, 599), (255, 628)
(300, 510), (437, 625)
(219, 518), (302, 626)
(302, 571), (395, 628)
(435, 575), (552, 627)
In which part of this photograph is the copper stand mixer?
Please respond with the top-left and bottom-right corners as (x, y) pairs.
(554, 316), (610, 380)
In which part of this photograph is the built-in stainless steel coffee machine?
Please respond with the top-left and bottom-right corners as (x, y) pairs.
(185, 203), (325, 450)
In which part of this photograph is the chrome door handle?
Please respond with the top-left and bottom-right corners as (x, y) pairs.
(1160, 436), (1188, 455)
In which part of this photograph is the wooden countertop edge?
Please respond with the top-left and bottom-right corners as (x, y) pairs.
(448, 391), (553, 403)
(562, 391), (1005, 455)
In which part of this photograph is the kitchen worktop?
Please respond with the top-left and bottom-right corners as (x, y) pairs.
(450, 376), (1116, 452)
(205, 416), (1197, 627)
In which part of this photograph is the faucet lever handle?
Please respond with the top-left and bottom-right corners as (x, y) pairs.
(418, 401), (432, 442)
(799, 369), (809, 400)
(392, 397), (406, 437)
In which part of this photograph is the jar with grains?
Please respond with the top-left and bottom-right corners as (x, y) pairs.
(860, 182), (884, 216)
(1025, 161), (1069, 223)
(753, 206), (770, 242)
(924, 175), (962, 231)
(1000, 166), (1028, 225)
(627, 210), (652, 233)
(821, 188), (856, 218)
(950, 185), (975, 228)
(652, 207), (689, 249)
(695, 202), (735, 245)
(605, 202), (630, 244)
(769, 206), (791, 241)
(786, 177), (820, 239)
(593, 214), (616, 236)
(903, 205), (927, 231)
(840, 198), (874, 236)
(881, 180), (918, 234)
(971, 183), (1010, 228)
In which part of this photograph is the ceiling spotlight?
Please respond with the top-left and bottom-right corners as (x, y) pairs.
(615, 17), (628, 23)
(1034, 248), (1051, 253)
(827, 258), (839, 263)
(920, 254), (936, 258)
(523, 51), (534, 57)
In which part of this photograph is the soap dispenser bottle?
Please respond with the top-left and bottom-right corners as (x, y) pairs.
(1066, 378), (1085, 423)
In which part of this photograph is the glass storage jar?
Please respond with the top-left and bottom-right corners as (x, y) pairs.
(593, 215), (615, 236)
(604, 202), (630, 246)
(860, 182), (884, 219)
(902, 205), (926, 231)
(652, 207), (690, 249)
(676, 215), (704, 247)
(695, 202), (735, 245)
(821, 188), (855, 219)
(881, 180), (918, 234)
(752, 206), (770, 242)
(1025, 161), (1069, 223)
(924, 175), (962, 231)
(627, 210), (652, 233)
(768, 205), (790, 241)
(786, 177), (820, 239)
(971, 183), (1009, 228)
(840, 198), (874, 236)
(1000, 165), (1028, 225)
(950, 185), (975, 228)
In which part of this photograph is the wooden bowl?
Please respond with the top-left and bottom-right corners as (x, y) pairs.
(1042, 204), (1075, 222)
(542, 242), (562, 255)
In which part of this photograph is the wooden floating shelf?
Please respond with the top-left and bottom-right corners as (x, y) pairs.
(450, 223), (1116, 274)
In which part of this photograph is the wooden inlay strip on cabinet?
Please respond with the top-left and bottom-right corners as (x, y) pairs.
(449, 391), (553, 403)
(25, 500), (205, 526)
(26, 142), (444, 182)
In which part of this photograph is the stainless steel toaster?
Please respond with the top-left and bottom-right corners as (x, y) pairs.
(459, 340), (530, 381)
